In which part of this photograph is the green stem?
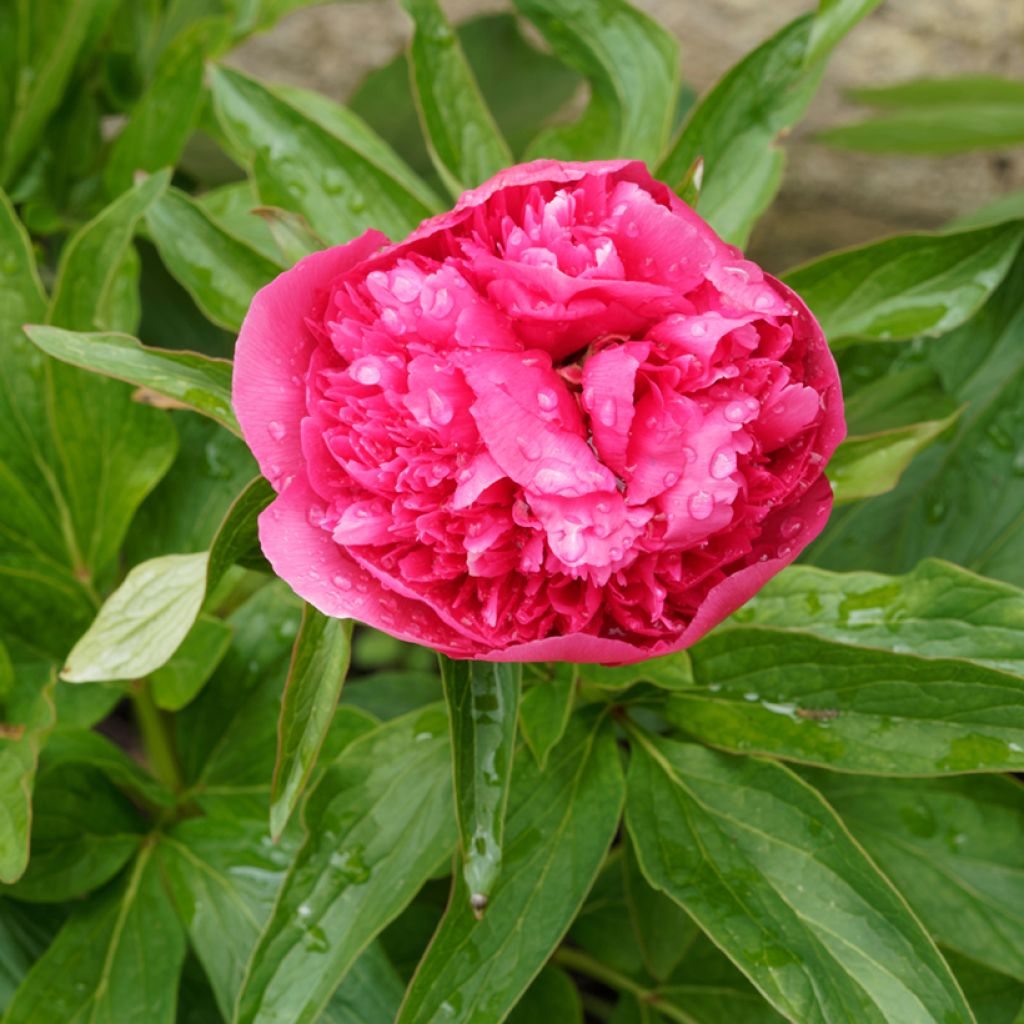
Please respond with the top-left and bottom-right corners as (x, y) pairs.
(132, 683), (184, 795)
(552, 947), (698, 1024)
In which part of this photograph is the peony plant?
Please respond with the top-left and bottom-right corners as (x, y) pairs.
(2, 2), (1023, 1023)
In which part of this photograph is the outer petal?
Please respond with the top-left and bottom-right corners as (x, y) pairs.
(232, 231), (388, 488)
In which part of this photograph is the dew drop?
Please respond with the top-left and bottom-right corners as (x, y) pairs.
(391, 271), (420, 302)
(597, 399), (617, 427)
(427, 388), (453, 425)
(688, 490), (714, 520)
(351, 360), (381, 386)
(537, 388), (558, 411)
(680, 446), (697, 464)
(332, 574), (352, 590)
(724, 402), (748, 423)
(516, 435), (542, 460)
(268, 420), (286, 441)
(710, 447), (736, 479)
(780, 516), (803, 539)
(428, 287), (454, 318)
(663, 471), (679, 488)
(624, 221), (639, 237)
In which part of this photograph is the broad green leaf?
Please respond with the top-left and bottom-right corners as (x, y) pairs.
(514, 0), (679, 165)
(784, 220), (1024, 347)
(842, 363), (960, 436)
(5, 763), (144, 903)
(233, 706), (456, 1024)
(209, 65), (437, 240)
(828, 408), (961, 503)
(818, 76), (1024, 154)
(270, 608), (354, 840)
(657, 7), (872, 246)
(0, 901), (65, 1013)
(197, 181), (283, 263)
(809, 772), (1024, 981)
(340, 669), (442, 721)
(21, 326), (239, 435)
(622, 836), (698, 981)
(578, 651), (694, 691)
(4, 845), (187, 1024)
(0, 673), (55, 883)
(440, 655), (521, 907)
(61, 552), (209, 683)
(667, 627), (1024, 775)
(103, 20), (215, 196)
(946, 952), (1024, 1024)
(395, 710), (625, 1024)
(735, 559), (1024, 677)
(810, 249), (1024, 586)
(322, 943), (406, 1024)
(400, 0), (512, 196)
(146, 185), (281, 330)
(625, 731), (975, 1023)
(151, 614), (233, 711)
(252, 205), (323, 265)
(206, 475), (276, 588)
(519, 663), (575, 769)
(507, 966), (582, 1024)
(49, 170), (170, 333)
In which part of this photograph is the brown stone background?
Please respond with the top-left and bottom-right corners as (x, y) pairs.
(230, 0), (1024, 271)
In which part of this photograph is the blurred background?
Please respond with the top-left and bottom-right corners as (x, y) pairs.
(228, 0), (1024, 270)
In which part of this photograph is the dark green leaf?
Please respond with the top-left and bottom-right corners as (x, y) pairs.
(625, 731), (974, 1023)
(400, 0), (513, 196)
(945, 951), (1024, 1024)
(21, 326), (239, 435)
(4, 845), (187, 1024)
(206, 475), (275, 589)
(270, 608), (354, 840)
(578, 652), (694, 691)
(809, 771), (1024, 981)
(735, 559), (1024, 677)
(209, 65), (438, 240)
(233, 706), (456, 1024)
(507, 966), (583, 1024)
(519, 663), (576, 769)
(395, 710), (625, 1024)
(146, 185), (281, 331)
(440, 655), (521, 907)
(667, 626), (1024, 775)
(784, 221), (1024, 347)
(340, 668), (442, 721)
(514, 0), (678, 165)
(322, 943), (406, 1024)
(151, 614), (233, 711)
(0, 901), (65, 1013)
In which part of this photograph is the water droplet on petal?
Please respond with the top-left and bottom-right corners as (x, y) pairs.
(597, 399), (617, 427)
(780, 516), (803, 539)
(427, 388), (453, 425)
(332, 575), (352, 590)
(517, 435), (542, 460)
(724, 402), (748, 423)
(689, 490), (714, 520)
(268, 420), (286, 441)
(690, 321), (708, 337)
(710, 447), (736, 479)
(428, 287), (454, 318)
(663, 471), (679, 488)
(625, 221), (639, 237)
(537, 388), (558, 411)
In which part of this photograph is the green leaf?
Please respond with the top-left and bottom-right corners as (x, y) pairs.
(578, 651), (694, 691)
(666, 626), (1024, 775)
(103, 20), (214, 196)
(209, 65), (439, 241)
(784, 220), (1024, 347)
(625, 731), (975, 1023)
(400, 0), (513, 196)
(21, 326), (239, 435)
(946, 951), (1024, 1024)
(322, 943), (406, 1024)
(949, 188), (1024, 233)
(828, 407), (961, 503)
(4, 845), (187, 1024)
(514, 0), (679, 166)
(622, 835), (698, 981)
(252, 205), (324, 265)
(736, 559), (1024, 677)
(808, 771), (1024, 981)
(507, 966), (583, 1024)
(151, 613), (233, 711)
(395, 710), (625, 1024)
(657, 6), (872, 246)
(519, 663), (576, 769)
(818, 76), (1024, 154)
(4, 762), (144, 903)
(440, 655), (521, 908)
(0, 901), (65, 1013)
(49, 170), (171, 333)
(197, 181), (282, 264)
(145, 185), (281, 331)
(61, 551), (209, 683)
(340, 669), (442, 721)
(233, 706), (456, 1024)
(270, 608), (353, 840)
(206, 475), (276, 588)
(810, 249), (1024, 587)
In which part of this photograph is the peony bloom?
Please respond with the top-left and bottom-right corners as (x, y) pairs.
(234, 159), (844, 663)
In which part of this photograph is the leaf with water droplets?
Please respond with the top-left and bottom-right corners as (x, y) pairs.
(439, 655), (521, 910)
(666, 626), (1024, 775)
(395, 709), (624, 1024)
(625, 729), (975, 1023)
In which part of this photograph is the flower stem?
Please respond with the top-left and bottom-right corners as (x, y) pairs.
(132, 683), (184, 795)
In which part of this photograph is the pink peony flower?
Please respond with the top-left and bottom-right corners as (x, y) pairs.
(234, 160), (844, 663)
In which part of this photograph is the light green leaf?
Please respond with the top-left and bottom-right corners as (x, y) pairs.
(22, 326), (239, 435)
(818, 76), (1024, 154)
(4, 845), (187, 1024)
(948, 189), (1024, 233)
(400, 0), (513, 196)
(395, 710), (625, 1024)
(625, 731), (975, 1023)
(61, 552), (209, 683)
(667, 627), (1024, 775)
(270, 608), (353, 840)
(151, 613), (233, 711)
(197, 180), (283, 263)
(49, 170), (171, 333)
(209, 65), (438, 240)
(805, 0), (884, 68)
(809, 772), (1024, 981)
(440, 655), (521, 908)
(514, 0), (679, 166)
(735, 559), (1024, 677)
(146, 185), (281, 331)
(519, 663), (576, 769)
(233, 706), (456, 1024)
(784, 220), (1024, 347)
(252, 205), (324, 265)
